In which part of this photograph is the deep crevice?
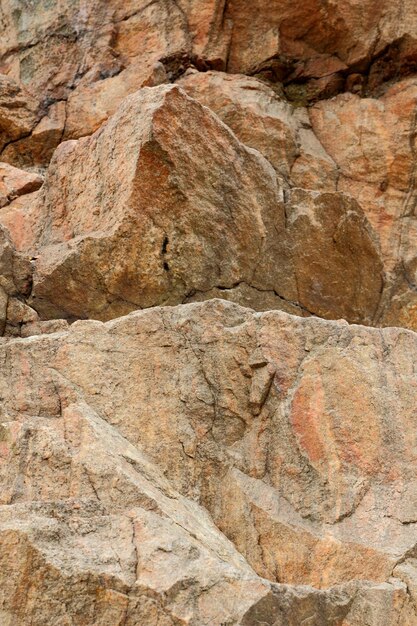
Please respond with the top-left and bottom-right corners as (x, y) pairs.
(248, 35), (417, 106)
(161, 235), (170, 272)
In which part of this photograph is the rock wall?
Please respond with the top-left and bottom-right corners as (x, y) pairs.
(0, 2), (416, 625)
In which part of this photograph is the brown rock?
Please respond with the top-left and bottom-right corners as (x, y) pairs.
(4, 298), (39, 337)
(0, 0), (232, 151)
(0, 163), (43, 208)
(0, 285), (8, 335)
(1, 101), (66, 169)
(225, 0), (417, 79)
(2, 84), (380, 327)
(0, 224), (32, 335)
(6, 298), (38, 325)
(0, 224), (31, 298)
(0, 300), (415, 624)
(178, 70), (300, 183)
(26, 84), (284, 320)
(2, 0), (417, 164)
(20, 319), (69, 338)
(289, 109), (338, 192)
(178, 70), (338, 189)
(0, 74), (39, 153)
(310, 77), (417, 330)
(0, 190), (41, 254)
(284, 188), (384, 323)
(0, 3), (417, 625)
(64, 61), (168, 140)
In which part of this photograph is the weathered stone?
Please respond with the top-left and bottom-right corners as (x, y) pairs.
(0, 74), (39, 154)
(25, 84), (286, 320)
(224, 0), (417, 81)
(310, 77), (417, 330)
(0, 190), (40, 254)
(0, 285), (8, 335)
(6, 298), (38, 325)
(63, 61), (168, 140)
(178, 70), (338, 190)
(0, 224), (31, 298)
(1, 101), (66, 169)
(0, 84), (382, 327)
(178, 70), (300, 183)
(284, 188), (384, 323)
(0, 224), (33, 336)
(0, 300), (415, 624)
(2, 0), (417, 167)
(20, 319), (70, 338)
(1, 3), (417, 623)
(4, 297), (39, 336)
(0, 162), (43, 208)
(0, 0), (232, 154)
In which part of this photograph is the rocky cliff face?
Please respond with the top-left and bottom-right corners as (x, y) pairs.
(0, 2), (416, 625)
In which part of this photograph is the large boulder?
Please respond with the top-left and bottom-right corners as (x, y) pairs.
(24, 84), (288, 320)
(2, 84), (382, 325)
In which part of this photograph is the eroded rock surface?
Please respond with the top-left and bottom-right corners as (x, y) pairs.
(0, 84), (383, 327)
(311, 77), (417, 330)
(0, 300), (416, 624)
(1, 1), (417, 624)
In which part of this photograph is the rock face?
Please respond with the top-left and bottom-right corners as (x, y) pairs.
(310, 79), (417, 330)
(0, 300), (416, 625)
(0, 1), (417, 624)
(0, 162), (42, 208)
(0, 84), (384, 325)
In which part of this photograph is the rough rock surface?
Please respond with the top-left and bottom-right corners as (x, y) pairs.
(178, 70), (337, 189)
(310, 78), (417, 330)
(0, 84), (384, 325)
(1, 1), (417, 624)
(0, 162), (42, 208)
(0, 300), (416, 625)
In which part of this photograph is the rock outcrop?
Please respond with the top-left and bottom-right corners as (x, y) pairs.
(0, 1), (417, 624)
(0, 300), (416, 625)
(0, 85), (384, 325)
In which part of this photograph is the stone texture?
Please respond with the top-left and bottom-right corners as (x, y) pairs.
(178, 70), (300, 185)
(63, 61), (167, 140)
(25, 84), (287, 320)
(1, 101), (67, 170)
(1, 2), (417, 623)
(224, 0), (417, 84)
(179, 68), (417, 332)
(20, 318), (69, 338)
(0, 74), (39, 154)
(310, 76), (417, 331)
(0, 0), (232, 166)
(1, 0), (417, 167)
(0, 300), (416, 624)
(0, 162), (43, 208)
(178, 70), (339, 191)
(0, 224), (32, 334)
(0, 84), (383, 327)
